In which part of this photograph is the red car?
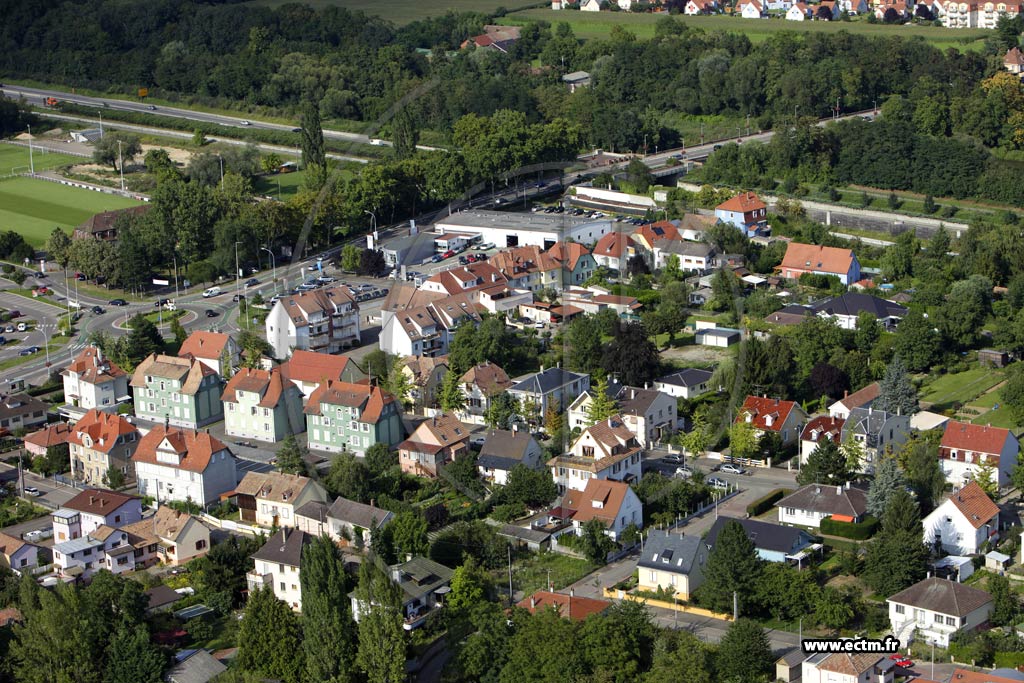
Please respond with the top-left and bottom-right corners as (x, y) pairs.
(889, 655), (913, 668)
(442, 250), (455, 259)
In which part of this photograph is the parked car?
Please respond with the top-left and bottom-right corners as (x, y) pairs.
(25, 528), (53, 541)
(4, 325), (13, 333)
(205, 309), (218, 318)
(720, 463), (746, 475)
(202, 287), (221, 298)
(459, 256), (469, 265)
(23, 486), (41, 497)
(662, 454), (683, 465)
(706, 477), (729, 490)
(16, 323), (26, 332)
(90, 306), (105, 315)
(470, 435), (487, 448)
(675, 466), (693, 479)
(108, 298), (128, 306)
(442, 250), (455, 259)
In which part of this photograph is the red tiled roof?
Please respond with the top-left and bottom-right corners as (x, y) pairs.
(304, 380), (394, 423)
(800, 416), (844, 443)
(24, 422), (73, 449)
(65, 488), (138, 516)
(780, 242), (855, 277)
(945, 481), (1000, 529)
(736, 396), (798, 433)
(941, 420), (1013, 456)
(63, 346), (126, 384)
(562, 478), (632, 526)
(633, 221), (681, 248)
(280, 350), (351, 385)
(67, 410), (138, 454)
(547, 241), (591, 271)
(132, 426), (229, 474)
(221, 367), (287, 408)
(834, 383), (880, 411)
(1006, 47), (1024, 66)
(517, 590), (611, 621)
(178, 331), (233, 361)
(716, 192), (766, 213)
(461, 362), (511, 397)
(593, 232), (635, 259)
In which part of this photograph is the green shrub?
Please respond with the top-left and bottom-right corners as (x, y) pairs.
(819, 515), (879, 540)
(746, 488), (791, 517)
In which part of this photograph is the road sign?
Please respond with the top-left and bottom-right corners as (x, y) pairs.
(152, 278), (169, 286)
(138, 88), (149, 98)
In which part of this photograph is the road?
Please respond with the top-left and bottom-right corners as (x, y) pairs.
(0, 460), (79, 510)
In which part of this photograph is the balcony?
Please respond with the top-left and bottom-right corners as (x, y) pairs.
(246, 570), (271, 593)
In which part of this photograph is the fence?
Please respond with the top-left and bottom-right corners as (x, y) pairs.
(602, 587), (734, 621)
(663, 488), (743, 533)
(26, 172), (150, 202)
(2, 140), (91, 159)
(198, 512), (265, 537)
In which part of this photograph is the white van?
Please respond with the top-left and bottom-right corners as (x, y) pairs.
(202, 286), (221, 298)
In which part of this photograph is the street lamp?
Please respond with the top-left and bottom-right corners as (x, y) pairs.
(117, 139), (125, 191)
(261, 247), (277, 294)
(218, 155), (225, 189)
(26, 125), (34, 175)
(37, 326), (51, 368)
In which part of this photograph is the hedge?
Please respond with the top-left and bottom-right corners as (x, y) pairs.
(746, 488), (791, 517)
(819, 515), (879, 540)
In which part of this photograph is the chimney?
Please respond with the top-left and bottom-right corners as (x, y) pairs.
(405, 553), (413, 563)
(89, 496), (95, 506)
(540, 365), (545, 373)
(843, 389), (848, 399)
(569, 588), (574, 597)
(836, 486), (841, 495)
(845, 481), (850, 490)
(512, 423), (519, 434)
(370, 499), (376, 509)
(531, 597), (536, 609)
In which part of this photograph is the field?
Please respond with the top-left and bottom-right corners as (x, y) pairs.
(247, 0), (541, 24)
(0, 144), (82, 178)
(918, 367), (1005, 413)
(0, 177), (143, 246)
(506, 9), (989, 49)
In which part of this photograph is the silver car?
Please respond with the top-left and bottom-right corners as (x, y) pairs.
(706, 477), (729, 490)
(720, 463), (746, 475)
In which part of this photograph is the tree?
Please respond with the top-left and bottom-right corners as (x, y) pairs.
(601, 321), (660, 387)
(485, 392), (519, 430)
(881, 230), (918, 281)
(358, 249), (387, 277)
(989, 575), (1020, 627)
(975, 464), (999, 498)
(12, 583), (103, 683)
(625, 158), (654, 193)
(301, 535), (357, 683)
(340, 244), (361, 273)
(579, 600), (656, 682)
(566, 315), (604, 376)
(816, 3), (834, 18)
(809, 362), (848, 399)
(578, 519), (617, 564)
(92, 132), (142, 171)
(300, 100), (326, 186)
(1011, 459), (1024, 499)
(169, 317), (187, 348)
(104, 625), (166, 683)
(365, 443), (396, 478)
(448, 556), (494, 627)
(237, 587), (304, 683)
(325, 455), (372, 503)
(754, 562), (819, 622)
(275, 433), (308, 476)
(644, 631), (713, 683)
(876, 356), (917, 416)
(543, 406), (563, 436)
(498, 605), (583, 683)
(854, 311), (880, 354)
(867, 454), (905, 518)
(392, 106), (419, 160)
(697, 520), (762, 615)
(716, 619), (772, 682)
(355, 561), (407, 683)
(815, 587), (855, 633)
(893, 310), (941, 372)
(797, 438), (852, 485)
(44, 228), (72, 268)
(864, 491), (929, 595)
(260, 152), (282, 174)
(936, 276), (992, 349)
(900, 436), (946, 510)
(237, 329), (273, 369)
(923, 194), (937, 214)
(438, 370), (466, 413)
(498, 464), (558, 510)
(385, 362), (413, 411)
(389, 511), (428, 559)
(728, 421), (758, 460)
(585, 375), (618, 426)
(103, 466), (126, 490)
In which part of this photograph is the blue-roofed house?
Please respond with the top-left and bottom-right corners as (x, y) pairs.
(705, 516), (818, 564)
(507, 366), (590, 416)
(636, 530), (708, 600)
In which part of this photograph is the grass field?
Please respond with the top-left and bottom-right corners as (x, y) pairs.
(247, 0), (542, 24)
(506, 9), (989, 49)
(0, 144), (82, 178)
(919, 367), (1005, 412)
(0, 177), (143, 246)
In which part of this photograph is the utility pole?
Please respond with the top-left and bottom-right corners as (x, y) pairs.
(733, 591), (738, 621)
(261, 247), (277, 294)
(234, 241), (246, 331)
(507, 544), (514, 608)
(218, 155), (224, 189)
(117, 139), (125, 191)
(99, 111), (103, 139)
(27, 125), (34, 174)
(173, 256), (179, 301)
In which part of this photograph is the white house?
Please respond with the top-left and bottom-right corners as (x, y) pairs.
(265, 286), (360, 360)
(550, 415), (643, 492)
(120, 506), (211, 567)
(654, 368), (714, 400)
(476, 429), (544, 486)
(379, 292), (480, 358)
(0, 532), (39, 573)
(247, 529), (312, 612)
(507, 366), (590, 418)
(887, 577), (992, 647)
(829, 383), (880, 420)
(939, 421), (1020, 488)
(612, 385), (677, 448)
(799, 416), (845, 466)
(562, 478), (643, 541)
(457, 361), (511, 425)
(787, 3), (814, 18)
(636, 531), (707, 600)
(736, 395), (809, 447)
(295, 497), (394, 549)
(811, 294), (908, 331)
(52, 488), (143, 541)
(132, 426), (238, 506)
(52, 525), (138, 579)
(775, 483), (868, 528)
(922, 481), (999, 556)
(801, 653), (895, 683)
(841, 407), (911, 473)
(234, 472), (328, 529)
(739, 0), (767, 16)
(61, 346), (130, 414)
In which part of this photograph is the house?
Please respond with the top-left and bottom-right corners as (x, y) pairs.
(939, 421), (1020, 488)
(461, 25), (521, 53)
(130, 354), (223, 429)
(654, 240), (716, 273)
(265, 286), (360, 360)
(685, 0), (718, 13)
(800, 416), (845, 465)
(775, 483), (868, 528)
(0, 531), (39, 573)
(401, 355), (448, 412)
(517, 590), (611, 621)
(739, 0), (767, 15)
(489, 245), (564, 293)
(477, 429), (545, 485)
(165, 649), (227, 683)
(612, 385), (678, 448)
(1005, 46), (1024, 74)
(61, 346), (130, 414)
(979, 0), (1022, 26)
(923, 482), (1000, 555)
(178, 331), (241, 376)
(233, 471), (328, 529)
(132, 425), (238, 506)
(561, 478), (643, 540)
(887, 577), (992, 647)
(715, 192), (769, 236)
(786, 2), (814, 17)
(735, 396), (809, 447)
(507, 366), (591, 417)
(53, 488), (143, 540)
(631, 220), (682, 258)
(567, 379), (623, 431)
(379, 292), (481, 358)
(279, 349), (358, 400)
(841, 407), (911, 472)
(811, 293), (908, 330)
(978, 349), (1011, 368)
(221, 367), (305, 443)
(637, 530), (707, 599)
(776, 649), (806, 683)
(779, 243), (861, 285)
(295, 496), (394, 548)
(706, 516), (818, 564)
(581, 0), (602, 9)
(350, 556), (454, 630)
(695, 326), (741, 348)
(305, 380), (403, 456)
(71, 205), (150, 241)
(144, 584), (181, 614)
(801, 653), (895, 683)
(52, 524), (140, 579)
(829, 382), (880, 420)
(550, 415), (644, 492)
(420, 262), (508, 296)
(548, 240), (597, 286)
(247, 528), (312, 611)
(689, 287), (714, 307)
(23, 422), (72, 458)
(458, 361), (512, 424)
(654, 368), (714, 400)
(67, 409), (140, 487)
(121, 505), (211, 566)
(398, 412), (471, 478)
(942, 0), (979, 24)
(0, 393), (49, 433)
(562, 71), (591, 93)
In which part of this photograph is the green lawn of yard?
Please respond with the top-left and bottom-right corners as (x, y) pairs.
(918, 367), (1005, 412)
(0, 177), (143, 246)
(972, 404), (1018, 430)
(0, 144), (81, 177)
(509, 552), (597, 598)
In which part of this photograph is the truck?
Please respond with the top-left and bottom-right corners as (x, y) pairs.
(44, 97), (58, 107)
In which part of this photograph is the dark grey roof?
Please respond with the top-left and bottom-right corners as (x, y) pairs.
(887, 577), (992, 616)
(479, 429), (540, 461)
(656, 368), (713, 388)
(251, 528), (311, 568)
(145, 584), (180, 610)
(392, 556), (453, 602)
(776, 484), (868, 518)
(614, 386), (669, 416)
(705, 516), (816, 555)
(696, 328), (741, 340)
(637, 530), (704, 575)
(510, 367), (588, 395)
(811, 293), (908, 319)
(327, 497), (393, 530)
(478, 453), (526, 472)
(843, 407), (909, 440)
(0, 393), (48, 420)
(777, 648), (806, 667)
(294, 500), (329, 523)
(165, 650), (227, 683)
(496, 524), (550, 545)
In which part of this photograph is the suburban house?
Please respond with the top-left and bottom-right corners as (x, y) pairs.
(550, 415), (644, 492)
(222, 367), (305, 443)
(247, 528), (312, 611)
(420, 262), (508, 296)
(567, 378), (623, 431)
(887, 577), (992, 647)
(379, 292), (481, 358)
(131, 353), (223, 429)
(739, 0), (768, 15)
(735, 396), (809, 447)
(631, 220), (682, 259)
(476, 429), (545, 485)
(53, 488), (143, 540)
(801, 654), (896, 683)
(178, 331), (240, 376)
(636, 530), (707, 600)
(685, 0), (719, 12)
(548, 240), (597, 286)
(67, 409), (140, 487)
(611, 385), (677, 448)
(265, 286), (361, 360)
(811, 293), (909, 330)
(775, 483), (868, 528)
(841, 407), (911, 472)
(561, 478), (643, 541)
(457, 361), (512, 424)
(800, 416), (845, 466)
(715, 192), (768, 236)
(654, 240), (716, 273)
(295, 496), (394, 548)
(706, 516), (818, 564)
(939, 421), (1020, 488)
(305, 380), (403, 455)
(279, 349), (358, 401)
(517, 590), (611, 621)
(1005, 46), (1024, 73)
(24, 422), (72, 459)
(398, 412), (471, 478)
(829, 383), (880, 420)
(507, 366), (591, 417)
(461, 25), (521, 53)
(350, 556), (454, 630)
(132, 425), (238, 506)
(561, 70), (591, 93)
(0, 532), (39, 573)
(0, 393), (48, 433)
(164, 650), (226, 683)
(61, 346), (130, 414)
(72, 205), (149, 240)
(786, 2), (815, 17)
(121, 506), (211, 567)
(52, 524), (140, 579)
(401, 355), (449, 412)
(922, 481), (1000, 556)
(489, 245), (563, 293)
(592, 231), (637, 273)
(233, 472), (328, 529)
(779, 243), (861, 285)
(654, 368), (715, 400)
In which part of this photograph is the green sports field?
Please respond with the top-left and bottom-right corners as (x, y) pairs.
(247, 0), (539, 24)
(0, 177), (143, 246)
(0, 144), (82, 177)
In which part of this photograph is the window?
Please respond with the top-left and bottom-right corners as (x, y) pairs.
(934, 614), (944, 624)
(895, 604), (905, 614)
(114, 515), (121, 523)
(279, 563), (285, 572)
(196, 539), (207, 551)
(280, 582), (286, 591)
(649, 571), (657, 582)
(785, 507), (796, 516)
(946, 616), (957, 626)
(670, 575), (677, 586)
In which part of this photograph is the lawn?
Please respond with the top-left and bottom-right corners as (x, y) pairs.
(0, 177), (143, 246)
(0, 144), (81, 178)
(918, 367), (1005, 412)
(506, 9), (989, 50)
(246, 0), (541, 24)
(508, 551), (597, 598)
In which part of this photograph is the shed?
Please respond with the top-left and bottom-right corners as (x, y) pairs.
(979, 349), (1011, 368)
(986, 551), (1012, 574)
(695, 327), (741, 348)
(775, 648), (805, 682)
(932, 555), (974, 583)
(495, 523), (551, 552)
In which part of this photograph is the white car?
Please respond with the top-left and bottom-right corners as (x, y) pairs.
(23, 486), (41, 497)
(720, 463), (746, 475)
(675, 466), (693, 479)
(202, 286), (221, 298)
(25, 528), (53, 542)
(16, 322), (26, 332)
(240, 120), (251, 126)
(706, 477), (729, 490)
(476, 242), (495, 251)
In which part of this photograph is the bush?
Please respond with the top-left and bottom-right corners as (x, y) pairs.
(746, 488), (791, 517)
(819, 515), (879, 540)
